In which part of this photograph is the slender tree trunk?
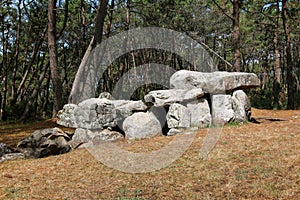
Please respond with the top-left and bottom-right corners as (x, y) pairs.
(21, 61), (49, 121)
(79, 0), (87, 59)
(1, 1), (10, 120)
(1, 25), (9, 121)
(48, 0), (63, 117)
(68, 37), (94, 104)
(273, 0), (281, 108)
(274, 1), (281, 84)
(232, 0), (241, 72)
(11, 0), (22, 101)
(93, 0), (109, 48)
(106, 0), (114, 39)
(42, 69), (51, 117)
(105, 0), (116, 93)
(12, 25), (48, 105)
(282, 0), (295, 109)
(69, 0), (109, 104)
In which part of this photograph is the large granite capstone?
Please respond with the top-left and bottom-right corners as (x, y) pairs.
(170, 70), (260, 93)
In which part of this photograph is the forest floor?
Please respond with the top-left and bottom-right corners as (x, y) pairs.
(0, 108), (299, 200)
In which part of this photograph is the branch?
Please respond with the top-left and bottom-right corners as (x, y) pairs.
(186, 32), (232, 69)
(212, 0), (233, 20)
(57, 0), (68, 39)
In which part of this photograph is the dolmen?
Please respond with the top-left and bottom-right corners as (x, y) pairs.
(56, 70), (260, 144)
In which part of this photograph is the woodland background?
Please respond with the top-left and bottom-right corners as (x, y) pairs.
(0, 0), (299, 121)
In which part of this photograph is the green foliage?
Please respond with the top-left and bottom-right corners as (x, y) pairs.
(0, 0), (299, 121)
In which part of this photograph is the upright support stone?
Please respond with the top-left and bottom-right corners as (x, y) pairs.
(166, 103), (191, 128)
(232, 90), (251, 123)
(212, 95), (234, 125)
(186, 99), (212, 128)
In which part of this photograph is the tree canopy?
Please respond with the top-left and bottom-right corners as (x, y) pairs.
(0, 0), (299, 121)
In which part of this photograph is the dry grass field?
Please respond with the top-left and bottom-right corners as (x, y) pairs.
(0, 108), (299, 199)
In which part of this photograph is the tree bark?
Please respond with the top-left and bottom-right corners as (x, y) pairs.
(273, 0), (281, 108)
(21, 61), (49, 121)
(48, 0), (63, 117)
(282, 0), (295, 109)
(232, 0), (241, 72)
(69, 0), (109, 104)
(211, 0), (240, 72)
(93, 0), (109, 48)
(68, 37), (95, 104)
(274, 1), (281, 84)
(11, 0), (22, 101)
(1, 22), (9, 121)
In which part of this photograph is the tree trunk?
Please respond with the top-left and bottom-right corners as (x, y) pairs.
(42, 69), (51, 118)
(48, 0), (63, 117)
(68, 37), (95, 104)
(11, 0), (22, 102)
(282, 0), (295, 109)
(273, 0), (281, 108)
(1, 26), (9, 121)
(232, 0), (241, 72)
(69, 0), (109, 104)
(93, 0), (109, 48)
(106, 0), (114, 39)
(274, 1), (281, 84)
(21, 61), (49, 121)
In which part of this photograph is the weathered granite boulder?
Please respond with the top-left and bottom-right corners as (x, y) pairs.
(144, 89), (204, 107)
(166, 103), (191, 128)
(186, 98), (211, 127)
(17, 128), (72, 158)
(70, 128), (124, 148)
(0, 143), (25, 162)
(76, 98), (116, 129)
(211, 95), (234, 125)
(99, 92), (113, 99)
(0, 153), (25, 162)
(71, 128), (100, 144)
(123, 112), (162, 140)
(57, 98), (116, 129)
(56, 104), (78, 128)
(166, 128), (183, 136)
(93, 129), (124, 141)
(113, 100), (147, 120)
(57, 98), (147, 130)
(232, 90), (251, 123)
(170, 70), (260, 93)
(0, 143), (13, 157)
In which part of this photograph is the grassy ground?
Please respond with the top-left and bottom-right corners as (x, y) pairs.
(0, 108), (299, 199)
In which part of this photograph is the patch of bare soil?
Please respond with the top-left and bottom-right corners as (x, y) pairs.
(0, 108), (299, 199)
